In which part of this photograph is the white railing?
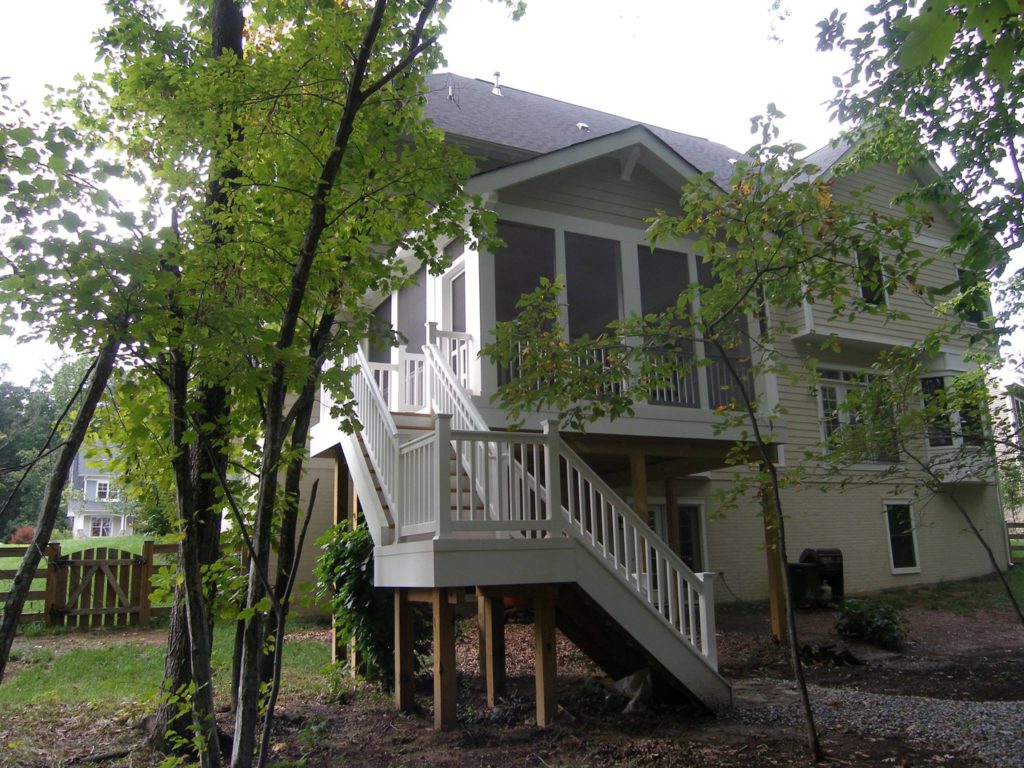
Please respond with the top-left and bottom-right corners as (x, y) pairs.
(428, 323), (473, 391)
(345, 340), (717, 664)
(349, 348), (400, 518)
(368, 347), (426, 413)
(556, 438), (717, 660)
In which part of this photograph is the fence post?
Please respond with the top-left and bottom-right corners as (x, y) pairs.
(542, 420), (562, 535)
(43, 542), (61, 627)
(139, 540), (154, 628)
(696, 571), (718, 666)
(435, 413), (452, 539)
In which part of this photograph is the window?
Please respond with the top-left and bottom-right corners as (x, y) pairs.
(856, 248), (886, 306)
(956, 268), (987, 325)
(921, 375), (986, 448)
(885, 502), (918, 572)
(1013, 395), (1024, 451)
(921, 376), (954, 447)
(818, 369), (898, 462)
(90, 516), (112, 537)
(85, 478), (114, 501)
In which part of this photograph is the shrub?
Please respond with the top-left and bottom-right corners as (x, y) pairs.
(315, 523), (428, 687)
(8, 526), (35, 544)
(835, 599), (906, 651)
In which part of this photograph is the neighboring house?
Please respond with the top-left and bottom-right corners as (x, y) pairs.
(66, 450), (135, 538)
(308, 73), (1010, 715)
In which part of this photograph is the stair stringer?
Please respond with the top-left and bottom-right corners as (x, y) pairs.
(570, 542), (733, 712)
(338, 429), (394, 546)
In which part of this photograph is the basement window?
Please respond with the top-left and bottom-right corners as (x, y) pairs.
(885, 501), (919, 573)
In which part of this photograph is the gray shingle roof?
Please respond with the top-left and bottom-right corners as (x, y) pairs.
(423, 73), (743, 188)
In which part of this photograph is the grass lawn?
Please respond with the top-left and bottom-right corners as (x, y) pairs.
(865, 564), (1024, 613)
(0, 621), (331, 767)
(0, 620), (332, 708)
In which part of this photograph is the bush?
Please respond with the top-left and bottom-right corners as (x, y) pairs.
(8, 526), (35, 544)
(315, 523), (428, 687)
(835, 599), (906, 650)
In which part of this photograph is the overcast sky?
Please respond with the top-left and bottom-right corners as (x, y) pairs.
(0, 0), (1004, 385)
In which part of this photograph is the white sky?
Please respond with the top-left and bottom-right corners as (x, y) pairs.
(0, 1), (1016, 385)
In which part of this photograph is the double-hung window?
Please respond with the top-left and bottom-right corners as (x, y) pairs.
(856, 248), (886, 306)
(921, 375), (986, 448)
(818, 369), (897, 462)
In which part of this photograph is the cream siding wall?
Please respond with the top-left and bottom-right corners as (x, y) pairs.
(500, 157), (681, 229)
(805, 163), (968, 348)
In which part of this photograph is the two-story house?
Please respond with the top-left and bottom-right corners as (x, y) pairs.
(307, 73), (1010, 723)
(66, 449), (134, 538)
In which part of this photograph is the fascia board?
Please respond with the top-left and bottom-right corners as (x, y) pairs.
(465, 125), (700, 196)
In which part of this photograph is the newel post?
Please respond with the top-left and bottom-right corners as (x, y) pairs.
(434, 413), (453, 539)
(541, 420), (562, 533)
(696, 571), (718, 666)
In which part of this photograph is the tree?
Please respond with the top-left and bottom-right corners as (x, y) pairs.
(817, 1), (1021, 322)
(1, 1), (517, 765)
(484, 113), (932, 763)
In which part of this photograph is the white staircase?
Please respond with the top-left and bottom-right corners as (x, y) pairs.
(313, 331), (732, 711)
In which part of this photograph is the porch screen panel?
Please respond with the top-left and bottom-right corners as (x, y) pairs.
(639, 247), (697, 406)
(565, 232), (621, 340)
(697, 255), (753, 410)
(494, 221), (556, 323)
(397, 266), (427, 352)
(450, 272), (466, 333)
(368, 297), (392, 363)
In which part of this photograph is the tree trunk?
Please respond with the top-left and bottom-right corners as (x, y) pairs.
(0, 335), (121, 683)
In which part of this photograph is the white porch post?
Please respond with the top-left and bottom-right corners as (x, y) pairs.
(696, 571), (718, 666)
(434, 413), (452, 539)
(541, 420), (561, 535)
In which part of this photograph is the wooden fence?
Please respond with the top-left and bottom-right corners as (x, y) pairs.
(0, 540), (177, 628)
(1008, 523), (1024, 566)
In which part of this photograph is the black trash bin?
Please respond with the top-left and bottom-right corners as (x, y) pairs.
(798, 548), (844, 602)
(787, 561), (821, 609)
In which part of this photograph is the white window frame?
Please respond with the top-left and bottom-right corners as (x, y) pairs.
(90, 516), (112, 537)
(85, 476), (115, 502)
(816, 368), (897, 464)
(884, 499), (920, 574)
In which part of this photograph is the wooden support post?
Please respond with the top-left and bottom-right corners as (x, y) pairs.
(533, 589), (557, 727)
(478, 591), (506, 707)
(432, 587), (457, 730)
(137, 540), (152, 628)
(42, 542), (61, 628)
(394, 589), (415, 712)
(331, 450), (350, 666)
(761, 478), (787, 643)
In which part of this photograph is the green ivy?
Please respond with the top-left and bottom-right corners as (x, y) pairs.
(315, 523), (427, 688)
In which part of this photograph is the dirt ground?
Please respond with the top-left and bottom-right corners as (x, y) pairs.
(4, 603), (1022, 767)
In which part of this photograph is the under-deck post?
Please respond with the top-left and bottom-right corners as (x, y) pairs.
(478, 591), (506, 706)
(533, 588), (557, 726)
(432, 588), (457, 730)
(395, 589), (415, 712)
(541, 420), (561, 532)
(331, 450), (351, 665)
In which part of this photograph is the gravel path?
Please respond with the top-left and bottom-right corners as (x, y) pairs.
(735, 679), (1023, 766)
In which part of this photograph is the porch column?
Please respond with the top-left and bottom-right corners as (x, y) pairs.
(533, 588), (558, 727)
(432, 588), (458, 730)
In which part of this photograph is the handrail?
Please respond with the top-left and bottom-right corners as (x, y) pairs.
(556, 438), (717, 662)
(348, 348), (400, 518)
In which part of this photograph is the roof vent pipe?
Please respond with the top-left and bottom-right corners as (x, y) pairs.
(492, 71), (502, 96)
